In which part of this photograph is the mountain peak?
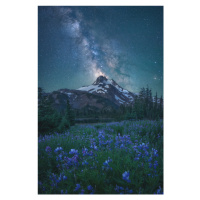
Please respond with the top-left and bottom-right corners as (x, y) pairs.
(93, 76), (108, 85)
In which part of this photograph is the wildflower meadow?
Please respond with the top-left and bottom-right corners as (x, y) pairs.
(38, 120), (163, 194)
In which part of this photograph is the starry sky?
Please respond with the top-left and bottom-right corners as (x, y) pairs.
(38, 6), (163, 97)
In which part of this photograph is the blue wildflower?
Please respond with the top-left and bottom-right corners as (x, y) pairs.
(148, 157), (152, 162)
(155, 186), (162, 194)
(87, 185), (93, 191)
(103, 160), (109, 166)
(54, 147), (63, 153)
(45, 146), (51, 154)
(128, 189), (133, 194)
(102, 157), (112, 171)
(60, 188), (67, 194)
(152, 148), (158, 157)
(122, 171), (131, 183)
(115, 185), (124, 193)
(154, 160), (158, 169)
(115, 185), (120, 192)
(69, 149), (78, 154)
(74, 184), (81, 191)
(82, 160), (88, 165)
(80, 189), (85, 194)
(56, 154), (63, 161)
(94, 145), (98, 150)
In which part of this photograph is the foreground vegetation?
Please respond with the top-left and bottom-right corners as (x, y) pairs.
(38, 120), (163, 194)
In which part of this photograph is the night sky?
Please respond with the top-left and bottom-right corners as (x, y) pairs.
(38, 6), (163, 97)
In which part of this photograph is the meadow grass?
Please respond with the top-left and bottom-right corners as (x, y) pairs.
(38, 120), (163, 194)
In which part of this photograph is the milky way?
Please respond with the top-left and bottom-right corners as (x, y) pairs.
(38, 6), (163, 97)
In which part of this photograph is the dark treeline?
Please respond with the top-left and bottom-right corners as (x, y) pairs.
(74, 86), (163, 121)
(38, 86), (163, 135)
(117, 86), (163, 121)
(38, 87), (75, 136)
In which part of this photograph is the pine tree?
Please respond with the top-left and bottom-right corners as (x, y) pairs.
(65, 98), (75, 126)
(58, 115), (70, 132)
(38, 87), (61, 135)
(159, 95), (163, 119)
(155, 92), (158, 110)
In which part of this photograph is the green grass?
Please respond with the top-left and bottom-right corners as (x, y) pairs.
(38, 120), (163, 194)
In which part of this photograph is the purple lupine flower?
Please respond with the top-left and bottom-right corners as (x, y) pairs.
(148, 157), (152, 162)
(128, 189), (133, 194)
(154, 160), (158, 169)
(82, 148), (88, 156)
(69, 149), (78, 154)
(82, 160), (88, 165)
(119, 186), (124, 190)
(115, 185), (120, 192)
(87, 150), (93, 156)
(56, 154), (63, 161)
(61, 189), (67, 194)
(45, 146), (52, 154)
(115, 185), (124, 193)
(50, 173), (67, 188)
(80, 189), (85, 194)
(74, 184), (81, 191)
(63, 175), (67, 181)
(87, 185), (93, 191)
(54, 147), (63, 153)
(103, 160), (109, 166)
(122, 171), (131, 183)
(155, 186), (163, 194)
(152, 148), (158, 157)
(102, 157), (112, 171)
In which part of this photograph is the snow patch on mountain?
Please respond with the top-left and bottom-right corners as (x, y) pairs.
(78, 85), (98, 92)
(104, 85), (109, 88)
(77, 85), (107, 94)
(114, 95), (126, 104)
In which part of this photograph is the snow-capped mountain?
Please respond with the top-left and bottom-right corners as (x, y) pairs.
(77, 76), (136, 105)
(45, 76), (136, 113)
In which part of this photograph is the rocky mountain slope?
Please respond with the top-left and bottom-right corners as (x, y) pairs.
(46, 76), (137, 112)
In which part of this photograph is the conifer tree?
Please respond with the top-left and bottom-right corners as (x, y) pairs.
(38, 87), (62, 135)
(66, 98), (75, 126)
